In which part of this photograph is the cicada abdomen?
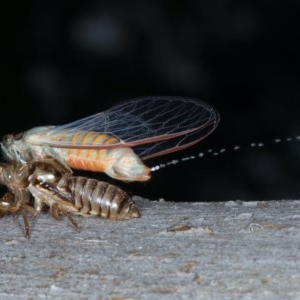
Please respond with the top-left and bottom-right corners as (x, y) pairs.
(2, 129), (151, 182)
(48, 131), (151, 182)
(55, 132), (121, 171)
(68, 177), (140, 220)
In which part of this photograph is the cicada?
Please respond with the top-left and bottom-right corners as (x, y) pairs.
(0, 97), (219, 182)
(0, 157), (140, 238)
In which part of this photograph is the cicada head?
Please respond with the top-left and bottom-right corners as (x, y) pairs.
(1, 127), (54, 164)
(0, 133), (28, 163)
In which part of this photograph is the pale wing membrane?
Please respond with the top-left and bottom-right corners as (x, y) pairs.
(34, 97), (220, 160)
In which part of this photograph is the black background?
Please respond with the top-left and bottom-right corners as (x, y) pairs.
(3, 1), (300, 202)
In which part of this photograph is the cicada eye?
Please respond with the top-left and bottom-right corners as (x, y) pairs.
(2, 134), (13, 146)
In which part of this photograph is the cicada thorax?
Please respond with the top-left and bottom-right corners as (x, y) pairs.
(48, 131), (151, 182)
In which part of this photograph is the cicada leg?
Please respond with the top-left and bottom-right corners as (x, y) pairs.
(50, 202), (80, 232)
(15, 189), (37, 239)
(41, 155), (73, 175)
(0, 189), (37, 239)
(40, 146), (73, 174)
(22, 205), (38, 239)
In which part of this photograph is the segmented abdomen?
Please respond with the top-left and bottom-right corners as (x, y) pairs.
(55, 132), (120, 172)
(68, 176), (141, 220)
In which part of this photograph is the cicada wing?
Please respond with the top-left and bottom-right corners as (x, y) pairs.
(26, 96), (220, 159)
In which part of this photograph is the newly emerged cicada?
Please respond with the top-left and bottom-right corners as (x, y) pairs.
(0, 97), (219, 182)
(0, 157), (140, 238)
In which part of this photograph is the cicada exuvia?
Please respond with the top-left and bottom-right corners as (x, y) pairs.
(0, 157), (140, 238)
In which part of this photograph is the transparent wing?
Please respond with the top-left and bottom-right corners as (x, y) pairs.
(29, 96), (220, 160)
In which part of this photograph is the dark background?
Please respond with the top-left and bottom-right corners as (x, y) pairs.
(3, 1), (300, 202)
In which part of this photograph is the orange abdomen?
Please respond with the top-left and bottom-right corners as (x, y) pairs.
(55, 132), (120, 172)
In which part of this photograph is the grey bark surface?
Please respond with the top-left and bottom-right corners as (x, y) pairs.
(1, 197), (300, 299)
